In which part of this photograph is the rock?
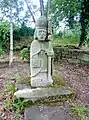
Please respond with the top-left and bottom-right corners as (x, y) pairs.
(78, 53), (89, 62)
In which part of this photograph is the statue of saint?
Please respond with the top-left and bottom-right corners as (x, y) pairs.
(30, 15), (54, 87)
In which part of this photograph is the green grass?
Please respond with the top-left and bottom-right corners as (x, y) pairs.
(70, 103), (89, 120)
(52, 37), (79, 47)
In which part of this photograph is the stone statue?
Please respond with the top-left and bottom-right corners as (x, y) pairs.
(30, 15), (54, 87)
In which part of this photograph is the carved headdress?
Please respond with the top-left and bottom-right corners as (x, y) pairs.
(34, 15), (52, 41)
(35, 15), (47, 29)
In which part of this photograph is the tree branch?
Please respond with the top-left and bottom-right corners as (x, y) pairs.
(24, 0), (36, 23)
(39, 0), (44, 16)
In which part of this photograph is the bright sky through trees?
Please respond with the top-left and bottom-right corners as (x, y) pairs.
(20, 0), (47, 28)
(0, 0), (65, 30)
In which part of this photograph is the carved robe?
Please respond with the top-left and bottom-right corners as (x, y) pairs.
(30, 40), (53, 87)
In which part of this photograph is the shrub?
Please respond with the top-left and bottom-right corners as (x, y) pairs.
(0, 21), (10, 49)
(20, 48), (29, 60)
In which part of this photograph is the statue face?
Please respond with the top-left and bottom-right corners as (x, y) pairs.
(36, 29), (47, 41)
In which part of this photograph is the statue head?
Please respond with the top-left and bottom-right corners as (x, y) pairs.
(35, 16), (47, 41)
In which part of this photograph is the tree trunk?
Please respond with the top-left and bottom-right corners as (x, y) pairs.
(9, 8), (13, 66)
(79, 0), (89, 47)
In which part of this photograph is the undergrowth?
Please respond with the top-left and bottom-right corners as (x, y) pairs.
(5, 80), (31, 119)
(70, 103), (89, 120)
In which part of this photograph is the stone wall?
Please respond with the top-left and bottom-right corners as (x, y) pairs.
(53, 47), (89, 65)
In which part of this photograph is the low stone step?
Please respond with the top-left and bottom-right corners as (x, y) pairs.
(14, 86), (75, 102)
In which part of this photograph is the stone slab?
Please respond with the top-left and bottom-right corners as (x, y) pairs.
(24, 106), (76, 120)
(78, 53), (89, 62)
(14, 86), (74, 101)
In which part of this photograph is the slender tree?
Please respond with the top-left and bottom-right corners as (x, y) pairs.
(9, 7), (13, 66)
(0, 0), (14, 66)
(0, 0), (24, 65)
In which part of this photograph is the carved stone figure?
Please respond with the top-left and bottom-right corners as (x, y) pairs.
(30, 16), (54, 87)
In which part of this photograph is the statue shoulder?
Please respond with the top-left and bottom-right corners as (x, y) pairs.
(31, 40), (39, 46)
(30, 40), (41, 55)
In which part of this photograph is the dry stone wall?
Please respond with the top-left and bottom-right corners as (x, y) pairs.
(53, 47), (89, 65)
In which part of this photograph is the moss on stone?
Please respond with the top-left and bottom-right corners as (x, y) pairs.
(22, 93), (74, 108)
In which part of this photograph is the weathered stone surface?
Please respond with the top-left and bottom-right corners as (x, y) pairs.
(14, 87), (74, 101)
(78, 53), (89, 62)
(24, 106), (76, 120)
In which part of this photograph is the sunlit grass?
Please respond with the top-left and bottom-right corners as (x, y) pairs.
(52, 37), (79, 47)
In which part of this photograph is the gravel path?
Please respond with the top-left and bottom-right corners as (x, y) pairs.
(61, 61), (89, 106)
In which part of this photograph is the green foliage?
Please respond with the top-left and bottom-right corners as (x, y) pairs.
(50, 0), (89, 46)
(13, 22), (34, 43)
(0, 20), (34, 50)
(0, 47), (4, 56)
(70, 103), (89, 120)
(20, 48), (29, 60)
(50, 0), (80, 29)
(6, 82), (15, 95)
(13, 23), (34, 40)
(52, 35), (79, 47)
(5, 96), (29, 112)
(19, 22), (35, 37)
(0, 21), (10, 49)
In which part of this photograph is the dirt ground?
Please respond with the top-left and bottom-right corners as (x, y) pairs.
(0, 60), (89, 119)
(61, 61), (89, 106)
